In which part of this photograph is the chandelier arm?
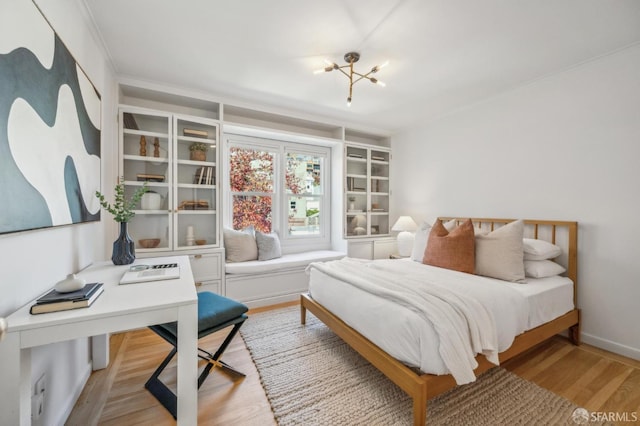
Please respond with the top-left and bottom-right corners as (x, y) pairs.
(336, 68), (351, 79)
(352, 75), (367, 85)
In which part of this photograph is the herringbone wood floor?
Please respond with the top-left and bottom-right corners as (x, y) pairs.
(66, 301), (640, 425)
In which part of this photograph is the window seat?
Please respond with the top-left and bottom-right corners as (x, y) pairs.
(225, 250), (345, 307)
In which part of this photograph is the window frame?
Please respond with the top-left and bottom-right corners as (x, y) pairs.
(224, 134), (331, 251)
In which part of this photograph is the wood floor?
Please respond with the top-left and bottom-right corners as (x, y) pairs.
(67, 302), (640, 425)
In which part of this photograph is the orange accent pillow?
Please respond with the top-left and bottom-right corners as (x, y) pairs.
(423, 219), (475, 274)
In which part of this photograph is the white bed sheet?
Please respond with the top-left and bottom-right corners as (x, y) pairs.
(308, 260), (574, 377)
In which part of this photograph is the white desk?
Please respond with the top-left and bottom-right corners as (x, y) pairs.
(0, 256), (198, 425)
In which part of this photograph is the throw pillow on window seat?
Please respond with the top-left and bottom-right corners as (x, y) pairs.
(223, 227), (258, 262)
(255, 231), (282, 261)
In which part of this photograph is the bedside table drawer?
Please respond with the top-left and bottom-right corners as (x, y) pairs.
(189, 252), (222, 281)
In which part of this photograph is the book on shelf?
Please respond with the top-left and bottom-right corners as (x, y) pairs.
(371, 155), (386, 161)
(347, 153), (363, 159)
(122, 112), (139, 130)
(346, 176), (354, 191)
(194, 166), (215, 185)
(30, 283), (104, 315)
(183, 128), (208, 138)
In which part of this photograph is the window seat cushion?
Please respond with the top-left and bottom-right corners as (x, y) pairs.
(225, 250), (345, 275)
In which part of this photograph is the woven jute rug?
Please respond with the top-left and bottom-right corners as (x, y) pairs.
(240, 306), (595, 426)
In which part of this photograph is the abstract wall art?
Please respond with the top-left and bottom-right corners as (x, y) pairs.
(0, 0), (101, 234)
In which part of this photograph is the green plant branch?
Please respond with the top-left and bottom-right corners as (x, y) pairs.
(96, 178), (148, 222)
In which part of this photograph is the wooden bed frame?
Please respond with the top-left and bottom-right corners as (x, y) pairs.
(300, 218), (580, 425)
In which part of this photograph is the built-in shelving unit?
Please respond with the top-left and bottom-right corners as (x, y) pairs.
(119, 106), (221, 253)
(117, 82), (393, 264)
(344, 142), (391, 238)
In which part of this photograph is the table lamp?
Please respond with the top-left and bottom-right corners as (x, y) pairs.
(0, 317), (7, 341)
(392, 216), (418, 257)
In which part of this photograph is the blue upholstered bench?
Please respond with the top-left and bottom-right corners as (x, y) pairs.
(145, 291), (249, 418)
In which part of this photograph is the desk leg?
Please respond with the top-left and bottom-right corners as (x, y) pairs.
(176, 302), (198, 425)
(0, 333), (31, 425)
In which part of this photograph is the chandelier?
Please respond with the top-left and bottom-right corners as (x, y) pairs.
(314, 52), (388, 107)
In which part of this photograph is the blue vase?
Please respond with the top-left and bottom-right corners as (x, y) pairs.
(112, 222), (135, 265)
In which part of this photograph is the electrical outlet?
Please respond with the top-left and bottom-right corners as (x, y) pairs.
(35, 374), (46, 395)
(31, 374), (46, 422)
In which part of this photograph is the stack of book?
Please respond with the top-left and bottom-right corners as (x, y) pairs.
(30, 283), (104, 315)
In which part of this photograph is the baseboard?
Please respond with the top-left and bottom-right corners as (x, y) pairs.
(581, 332), (640, 361)
(55, 361), (92, 426)
(243, 293), (299, 309)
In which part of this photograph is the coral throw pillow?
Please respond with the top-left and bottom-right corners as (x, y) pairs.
(423, 219), (475, 274)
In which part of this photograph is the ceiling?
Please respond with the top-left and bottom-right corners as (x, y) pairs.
(83, 0), (640, 132)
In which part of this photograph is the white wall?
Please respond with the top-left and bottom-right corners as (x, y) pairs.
(392, 45), (640, 359)
(0, 0), (117, 424)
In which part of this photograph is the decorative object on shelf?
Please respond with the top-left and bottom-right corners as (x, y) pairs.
(186, 225), (195, 246)
(392, 216), (418, 257)
(351, 214), (367, 235)
(371, 155), (386, 161)
(54, 274), (86, 293)
(314, 52), (388, 106)
(178, 200), (209, 210)
(141, 191), (162, 210)
(153, 137), (160, 157)
(189, 142), (208, 161)
(139, 238), (160, 249)
(136, 173), (165, 182)
(139, 135), (147, 156)
(195, 239), (206, 245)
(95, 178), (148, 264)
(371, 225), (380, 235)
(348, 196), (356, 211)
(183, 128), (208, 138)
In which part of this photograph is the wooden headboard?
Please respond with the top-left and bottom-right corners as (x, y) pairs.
(439, 217), (578, 306)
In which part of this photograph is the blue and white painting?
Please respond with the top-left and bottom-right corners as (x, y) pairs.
(0, 0), (101, 234)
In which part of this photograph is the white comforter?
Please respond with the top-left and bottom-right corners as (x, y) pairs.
(307, 258), (529, 385)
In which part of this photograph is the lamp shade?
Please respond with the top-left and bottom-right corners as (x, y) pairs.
(392, 216), (418, 257)
(392, 216), (418, 232)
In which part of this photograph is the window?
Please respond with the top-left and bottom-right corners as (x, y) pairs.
(226, 135), (330, 248)
(228, 146), (275, 233)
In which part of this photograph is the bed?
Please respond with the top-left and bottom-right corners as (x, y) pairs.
(300, 218), (579, 425)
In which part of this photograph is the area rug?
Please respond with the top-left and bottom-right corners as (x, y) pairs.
(240, 306), (591, 426)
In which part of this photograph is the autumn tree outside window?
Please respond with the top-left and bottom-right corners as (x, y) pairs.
(228, 136), (330, 246)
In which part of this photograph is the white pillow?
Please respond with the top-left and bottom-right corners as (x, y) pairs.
(410, 222), (431, 262)
(255, 231), (282, 261)
(524, 260), (566, 278)
(475, 219), (525, 282)
(223, 227), (258, 262)
(410, 219), (457, 262)
(523, 238), (562, 260)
